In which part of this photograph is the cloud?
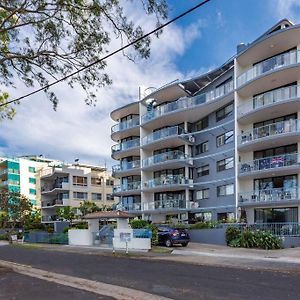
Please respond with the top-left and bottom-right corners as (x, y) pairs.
(0, 4), (204, 169)
(273, 0), (300, 22)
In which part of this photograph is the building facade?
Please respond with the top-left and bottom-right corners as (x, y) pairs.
(40, 163), (116, 223)
(111, 19), (300, 224)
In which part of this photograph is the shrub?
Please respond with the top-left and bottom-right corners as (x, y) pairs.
(189, 221), (218, 230)
(225, 226), (241, 245)
(63, 227), (69, 234)
(146, 224), (158, 245)
(130, 219), (148, 229)
(0, 233), (8, 240)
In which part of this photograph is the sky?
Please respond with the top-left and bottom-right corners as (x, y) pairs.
(1, 0), (300, 170)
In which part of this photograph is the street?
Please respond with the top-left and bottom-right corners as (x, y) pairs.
(0, 245), (300, 299)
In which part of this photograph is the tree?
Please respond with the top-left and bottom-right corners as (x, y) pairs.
(0, 190), (33, 243)
(24, 208), (45, 230)
(56, 206), (77, 225)
(0, 0), (168, 117)
(78, 201), (101, 216)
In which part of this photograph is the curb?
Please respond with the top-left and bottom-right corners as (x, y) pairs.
(0, 259), (172, 300)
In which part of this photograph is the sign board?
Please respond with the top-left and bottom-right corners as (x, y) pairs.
(11, 235), (17, 241)
(120, 232), (131, 243)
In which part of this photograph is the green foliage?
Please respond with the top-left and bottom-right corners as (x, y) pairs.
(225, 226), (241, 245)
(130, 219), (148, 229)
(48, 233), (68, 244)
(78, 201), (101, 216)
(63, 227), (70, 234)
(226, 226), (282, 250)
(56, 206), (77, 225)
(0, 92), (16, 120)
(0, 1), (168, 112)
(24, 209), (45, 231)
(0, 233), (8, 240)
(47, 227), (54, 234)
(189, 221), (219, 230)
(146, 223), (158, 245)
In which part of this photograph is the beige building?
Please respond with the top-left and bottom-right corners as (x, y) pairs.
(39, 163), (117, 223)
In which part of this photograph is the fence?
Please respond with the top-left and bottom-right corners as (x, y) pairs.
(23, 232), (68, 244)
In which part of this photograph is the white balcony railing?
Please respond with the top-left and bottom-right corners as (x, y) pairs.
(111, 116), (140, 134)
(238, 119), (299, 145)
(237, 50), (300, 87)
(143, 175), (190, 189)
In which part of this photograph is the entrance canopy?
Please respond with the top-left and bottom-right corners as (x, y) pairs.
(83, 210), (133, 220)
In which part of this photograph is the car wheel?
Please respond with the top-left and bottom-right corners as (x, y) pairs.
(181, 242), (188, 247)
(165, 239), (172, 247)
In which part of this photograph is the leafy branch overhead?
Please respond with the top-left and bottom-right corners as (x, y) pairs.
(0, 0), (168, 111)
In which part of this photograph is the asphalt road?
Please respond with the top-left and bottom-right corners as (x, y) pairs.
(0, 267), (114, 300)
(0, 245), (300, 300)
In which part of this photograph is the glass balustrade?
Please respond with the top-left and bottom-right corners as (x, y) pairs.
(116, 202), (142, 211)
(111, 138), (140, 153)
(142, 150), (188, 168)
(237, 50), (300, 87)
(113, 181), (141, 193)
(142, 126), (186, 146)
(143, 175), (190, 189)
(142, 199), (186, 211)
(238, 85), (300, 116)
(239, 188), (299, 204)
(111, 117), (140, 133)
(141, 80), (233, 123)
(112, 160), (141, 174)
(239, 153), (299, 174)
(238, 119), (299, 145)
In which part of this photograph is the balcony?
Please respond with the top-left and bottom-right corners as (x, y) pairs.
(141, 80), (233, 127)
(113, 181), (141, 195)
(142, 150), (192, 171)
(238, 85), (300, 124)
(41, 199), (65, 208)
(42, 215), (58, 222)
(41, 182), (69, 194)
(143, 175), (192, 192)
(239, 188), (299, 206)
(142, 126), (192, 150)
(111, 138), (140, 159)
(142, 199), (187, 212)
(112, 160), (140, 176)
(238, 119), (300, 151)
(116, 202), (142, 212)
(111, 117), (140, 141)
(239, 153), (300, 179)
(237, 50), (300, 97)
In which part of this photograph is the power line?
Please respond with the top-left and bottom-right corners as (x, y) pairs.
(0, 0), (211, 107)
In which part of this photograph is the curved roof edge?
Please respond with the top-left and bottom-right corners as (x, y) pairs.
(236, 19), (298, 58)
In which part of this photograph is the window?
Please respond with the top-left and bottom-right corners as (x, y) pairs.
(216, 130), (234, 147)
(106, 179), (114, 186)
(196, 189), (209, 200)
(92, 193), (102, 201)
(29, 177), (36, 184)
(217, 184), (234, 196)
(73, 192), (88, 200)
(28, 166), (35, 173)
(29, 188), (36, 195)
(217, 157), (234, 172)
(196, 165), (209, 177)
(196, 141), (208, 155)
(30, 200), (37, 206)
(216, 102), (233, 122)
(106, 194), (114, 201)
(73, 176), (87, 186)
(91, 177), (102, 186)
(195, 116), (209, 131)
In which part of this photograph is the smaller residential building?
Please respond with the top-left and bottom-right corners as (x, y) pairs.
(39, 163), (117, 223)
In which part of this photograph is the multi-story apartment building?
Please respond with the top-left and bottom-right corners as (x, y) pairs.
(40, 163), (116, 223)
(0, 155), (56, 208)
(111, 19), (300, 224)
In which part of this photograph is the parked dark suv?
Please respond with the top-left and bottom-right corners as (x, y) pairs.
(157, 225), (190, 247)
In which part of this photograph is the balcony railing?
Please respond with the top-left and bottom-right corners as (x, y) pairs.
(238, 119), (299, 145)
(239, 188), (299, 205)
(142, 80), (233, 123)
(142, 126), (187, 146)
(240, 153), (299, 174)
(143, 175), (190, 189)
(238, 84), (300, 116)
(143, 199), (186, 211)
(113, 181), (141, 193)
(42, 215), (58, 222)
(111, 138), (140, 153)
(41, 181), (68, 192)
(142, 150), (189, 168)
(42, 199), (64, 207)
(237, 50), (300, 87)
(112, 160), (141, 175)
(111, 117), (140, 134)
(116, 203), (142, 211)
